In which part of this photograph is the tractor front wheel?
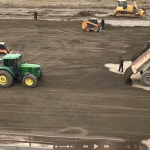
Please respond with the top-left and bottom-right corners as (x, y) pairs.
(23, 74), (37, 88)
(0, 70), (13, 88)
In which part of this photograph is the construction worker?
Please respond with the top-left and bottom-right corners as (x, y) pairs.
(101, 18), (105, 30)
(118, 57), (124, 73)
(34, 11), (38, 20)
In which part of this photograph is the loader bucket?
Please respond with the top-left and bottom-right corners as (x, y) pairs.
(124, 66), (133, 83)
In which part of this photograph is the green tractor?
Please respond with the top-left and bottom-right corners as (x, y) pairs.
(0, 53), (43, 88)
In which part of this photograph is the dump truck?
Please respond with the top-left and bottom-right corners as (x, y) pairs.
(124, 41), (150, 86)
(82, 18), (100, 32)
(0, 53), (43, 88)
(114, 0), (146, 18)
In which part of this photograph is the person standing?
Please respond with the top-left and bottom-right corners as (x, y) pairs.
(118, 57), (124, 72)
(34, 11), (38, 20)
(101, 18), (105, 30)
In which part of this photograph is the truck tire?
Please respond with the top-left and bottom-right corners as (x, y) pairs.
(141, 71), (150, 86)
(37, 71), (44, 81)
(0, 70), (13, 88)
(23, 74), (37, 88)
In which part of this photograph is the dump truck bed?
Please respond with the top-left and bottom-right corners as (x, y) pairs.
(131, 41), (150, 62)
(124, 41), (150, 83)
(131, 48), (150, 74)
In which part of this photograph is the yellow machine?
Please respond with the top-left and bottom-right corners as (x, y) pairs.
(114, 0), (146, 18)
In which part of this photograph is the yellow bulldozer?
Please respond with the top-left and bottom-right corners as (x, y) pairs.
(114, 0), (146, 18)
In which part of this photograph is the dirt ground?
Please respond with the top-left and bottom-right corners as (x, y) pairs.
(0, 19), (150, 148)
(0, 0), (150, 149)
(0, 0), (150, 20)
(0, 0), (149, 8)
(0, 7), (150, 20)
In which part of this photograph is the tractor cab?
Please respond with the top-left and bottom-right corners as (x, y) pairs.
(3, 54), (22, 76)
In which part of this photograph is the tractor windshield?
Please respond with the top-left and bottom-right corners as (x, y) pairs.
(0, 58), (2, 66)
(18, 56), (23, 65)
(4, 57), (22, 76)
(4, 59), (19, 68)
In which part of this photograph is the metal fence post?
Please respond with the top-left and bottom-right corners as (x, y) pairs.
(29, 136), (31, 147)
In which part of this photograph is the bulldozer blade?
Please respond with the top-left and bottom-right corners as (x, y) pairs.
(124, 66), (133, 83)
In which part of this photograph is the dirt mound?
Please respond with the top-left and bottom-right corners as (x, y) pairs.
(72, 68), (131, 90)
(75, 10), (93, 17)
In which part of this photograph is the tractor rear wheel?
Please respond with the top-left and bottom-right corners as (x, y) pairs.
(0, 70), (13, 88)
(85, 27), (90, 32)
(23, 74), (37, 88)
(141, 71), (150, 86)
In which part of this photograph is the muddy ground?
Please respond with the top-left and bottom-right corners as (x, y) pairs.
(0, 0), (149, 8)
(0, 19), (150, 148)
(0, 7), (150, 20)
(0, 0), (150, 20)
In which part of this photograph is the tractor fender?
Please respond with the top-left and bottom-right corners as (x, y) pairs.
(21, 72), (31, 79)
(0, 68), (15, 77)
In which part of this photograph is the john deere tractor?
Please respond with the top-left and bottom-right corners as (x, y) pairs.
(0, 53), (43, 88)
